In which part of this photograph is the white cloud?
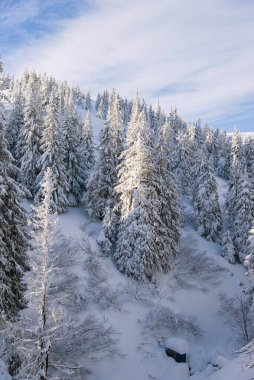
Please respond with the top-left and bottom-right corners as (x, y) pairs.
(4, 0), (254, 129)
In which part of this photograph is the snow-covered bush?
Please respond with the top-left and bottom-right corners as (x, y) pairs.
(219, 294), (254, 343)
(171, 237), (225, 290)
(142, 305), (203, 344)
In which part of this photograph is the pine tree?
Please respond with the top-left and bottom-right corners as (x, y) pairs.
(35, 92), (69, 213)
(230, 128), (244, 175)
(192, 150), (222, 242)
(85, 90), (92, 111)
(86, 92), (123, 220)
(97, 90), (109, 120)
(5, 85), (25, 159)
(17, 75), (42, 195)
(245, 136), (254, 188)
(221, 230), (236, 264)
(226, 170), (254, 262)
(114, 111), (180, 280)
(154, 101), (165, 136)
(95, 92), (101, 111)
(155, 120), (181, 248)
(216, 130), (231, 179)
(244, 225), (254, 301)
(80, 111), (95, 185)
(63, 97), (86, 205)
(0, 61), (29, 320)
(126, 92), (139, 146)
(169, 107), (182, 135)
(172, 132), (193, 195)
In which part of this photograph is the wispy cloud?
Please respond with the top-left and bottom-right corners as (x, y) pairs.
(2, 0), (254, 131)
(0, 0), (39, 26)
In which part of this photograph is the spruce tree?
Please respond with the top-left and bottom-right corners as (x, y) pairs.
(221, 230), (236, 264)
(85, 90), (92, 111)
(5, 85), (25, 160)
(80, 111), (95, 184)
(95, 92), (101, 111)
(63, 97), (86, 205)
(245, 225), (254, 302)
(192, 150), (222, 242)
(0, 62), (29, 320)
(114, 111), (180, 280)
(86, 92), (123, 220)
(172, 132), (193, 195)
(216, 130), (231, 179)
(155, 120), (181, 248)
(17, 75), (42, 196)
(226, 170), (254, 262)
(35, 91), (69, 213)
(230, 128), (244, 175)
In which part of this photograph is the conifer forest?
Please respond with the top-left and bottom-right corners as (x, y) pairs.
(1, 61), (254, 380)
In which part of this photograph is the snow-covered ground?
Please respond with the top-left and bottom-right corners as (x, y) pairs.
(39, 196), (250, 380)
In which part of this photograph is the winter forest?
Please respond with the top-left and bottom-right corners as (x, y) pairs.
(1, 60), (254, 380)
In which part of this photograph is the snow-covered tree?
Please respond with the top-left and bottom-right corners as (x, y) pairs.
(155, 120), (181, 247)
(63, 97), (86, 205)
(0, 61), (29, 320)
(221, 230), (236, 264)
(230, 128), (245, 176)
(169, 107), (182, 135)
(97, 90), (109, 120)
(95, 92), (101, 111)
(226, 170), (254, 262)
(17, 76), (42, 195)
(80, 111), (95, 185)
(154, 101), (165, 137)
(172, 132), (193, 196)
(244, 225), (254, 302)
(86, 92), (123, 220)
(114, 111), (180, 280)
(85, 90), (92, 111)
(192, 150), (222, 242)
(35, 92), (69, 213)
(215, 130), (231, 179)
(126, 92), (140, 146)
(245, 136), (254, 188)
(5, 85), (25, 159)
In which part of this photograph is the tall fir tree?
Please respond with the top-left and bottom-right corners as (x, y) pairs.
(63, 96), (86, 205)
(244, 225), (254, 303)
(114, 110), (180, 280)
(192, 150), (222, 242)
(221, 230), (236, 264)
(85, 90), (92, 111)
(5, 85), (25, 160)
(17, 75), (42, 196)
(80, 111), (95, 188)
(86, 92), (123, 219)
(230, 128), (245, 175)
(172, 132), (193, 196)
(0, 61), (29, 320)
(35, 91), (69, 213)
(226, 170), (254, 262)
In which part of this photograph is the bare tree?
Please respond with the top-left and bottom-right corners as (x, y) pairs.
(6, 168), (118, 380)
(220, 294), (254, 343)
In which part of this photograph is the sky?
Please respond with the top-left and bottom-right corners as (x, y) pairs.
(1, 0), (254, 131)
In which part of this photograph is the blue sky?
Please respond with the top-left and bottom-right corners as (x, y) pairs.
(1, 0), (254, 131)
